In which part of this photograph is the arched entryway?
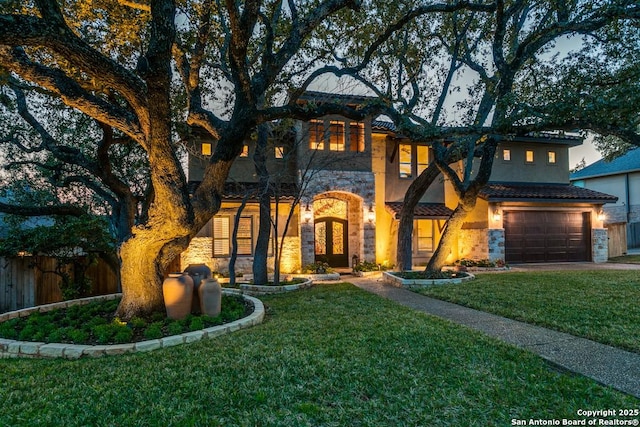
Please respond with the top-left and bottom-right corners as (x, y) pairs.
(313, 196), (353, 267)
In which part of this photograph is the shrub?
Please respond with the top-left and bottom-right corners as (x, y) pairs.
(189, 317), (204, 331)
(144, 322), (164, 340)
(167, 321), (184, 336)
(302, 262), (334, 274)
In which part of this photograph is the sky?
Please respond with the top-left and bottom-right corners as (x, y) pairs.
(569, 137), (602, 169)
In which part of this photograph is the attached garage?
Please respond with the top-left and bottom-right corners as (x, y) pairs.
(480, 183), (619, 264)
(504, 210), (591, 263)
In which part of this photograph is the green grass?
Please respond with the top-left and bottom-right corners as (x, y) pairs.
(417, 271), (640, 353)
(0, 283), (636, 426)
(609, 254), (640, 264)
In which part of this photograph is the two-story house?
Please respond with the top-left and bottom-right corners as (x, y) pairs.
(181, 92), (617, 274)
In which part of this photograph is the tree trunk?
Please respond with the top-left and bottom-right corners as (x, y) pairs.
(253, 123), (271, 285)
(426, 202), (474, 271)
(396, 164), (442, 271)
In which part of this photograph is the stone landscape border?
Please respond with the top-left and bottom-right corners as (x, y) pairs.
(383, 271), (475, 289)
(239, 278), (313, 295)
(0, 291), (264, 359)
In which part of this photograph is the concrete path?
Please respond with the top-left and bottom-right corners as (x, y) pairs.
(348, 275), (640, 399)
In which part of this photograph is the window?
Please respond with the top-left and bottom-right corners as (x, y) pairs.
(309, 119), (365, 152)
(503, 149), (511, 161)
(235, 217), (253, 255)
(213, 215), (255, 257)
(275, 146), (285, 159)
(309, 120), (325, 150)
(399, 144), (429, 178)
(417, 145), (429, 175)
(416, 220), (434, 252)
(240, 145), (249, 157)
(213, 217), (230, 257)
(202, 143), (212, 156)
(548, 151), (556, 164)
(329, 121), (345, 151)
(349, 122), (365, 152)
(399, 144), (413, 178)
(525, 150), (534, 163)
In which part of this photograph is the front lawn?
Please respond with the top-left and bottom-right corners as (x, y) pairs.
(417, 271), (640, 353)
(0, 283), (636, 426)
(609, 254), (640, 264)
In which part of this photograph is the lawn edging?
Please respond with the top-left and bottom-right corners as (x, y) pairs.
(383, 271), (475, 289)
(239, 278), (313, 295)
(0, 291), (265, 359)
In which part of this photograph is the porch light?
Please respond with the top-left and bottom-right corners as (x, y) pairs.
(367, 205), (375, 223)
(492, 210), (502, 222)
(304, 205), (313, 223)
(597, 209), (606, 222)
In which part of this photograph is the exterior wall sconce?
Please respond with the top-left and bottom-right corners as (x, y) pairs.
(597, 209), (606, 222)
(492, 210), (502, 222)
(303, 205), (313, 224)
(367, 205), (375, 223)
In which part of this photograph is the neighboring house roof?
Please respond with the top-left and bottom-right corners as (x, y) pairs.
(570, 148), (640, 180)
(385, 202), (453, 219)
(480, 182), (618, 203)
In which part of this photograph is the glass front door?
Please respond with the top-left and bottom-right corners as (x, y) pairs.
(314, 217), (349, 267)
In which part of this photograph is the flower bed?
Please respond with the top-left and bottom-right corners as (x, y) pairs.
(383, 270), (474, 289)
(0, 291), (264, 359)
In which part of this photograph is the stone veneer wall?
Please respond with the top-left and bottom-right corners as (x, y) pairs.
(457, 229), (488, 261)
(181, 236), (301, 275)
(488, 229), (505, 262)
(592, 228), (609, 263)
(301, 170), (376, 267)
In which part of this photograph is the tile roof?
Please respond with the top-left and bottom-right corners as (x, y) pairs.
(385, 202), (453, 219)
(188, 181), (299, 201)
(570, 148), (640, 180)
(480, 182), (617, 203)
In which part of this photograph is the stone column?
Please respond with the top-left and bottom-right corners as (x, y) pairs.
(592, 228), (609, 263)
(488, 229), (505, 262)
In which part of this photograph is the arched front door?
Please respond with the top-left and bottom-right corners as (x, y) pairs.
(314, 217), (349, 267)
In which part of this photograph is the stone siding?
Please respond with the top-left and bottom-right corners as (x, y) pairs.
(488, 229), (505, 262)
(181, 236), (301, 276)
(592, 228), (609, 263)
(457, 229), (488, 261)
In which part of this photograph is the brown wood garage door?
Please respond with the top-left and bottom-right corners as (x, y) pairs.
(504, 211), (591, 263)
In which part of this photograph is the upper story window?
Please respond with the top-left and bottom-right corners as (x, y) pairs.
(548, 151), (556, 164)
(417, 145), (429, 175)
(399, 144), (413, 178)
(309, 120), (325, 150)
(309, 119), (365, 152)
(202, 143), (212, 156)
(275, 146), (285, 159)
(502, 149), (511, 161)
(240, 144), (249, 157)
(525, 150), (535, 163)
(399, 144), (430, 179)
(329, 121), (345, 151)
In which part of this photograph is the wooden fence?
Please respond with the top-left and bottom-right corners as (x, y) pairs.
(606, 223), (628, 258)
(0, 256), (119, 313)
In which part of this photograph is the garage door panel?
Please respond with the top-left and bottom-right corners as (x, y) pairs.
(504, 211), (591, 263)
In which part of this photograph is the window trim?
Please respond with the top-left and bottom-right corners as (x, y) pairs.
(547, 150), (557, 164)
(502, 149), (511, 161)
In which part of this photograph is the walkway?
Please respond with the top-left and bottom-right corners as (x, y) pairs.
(348, 274), (640, 399)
